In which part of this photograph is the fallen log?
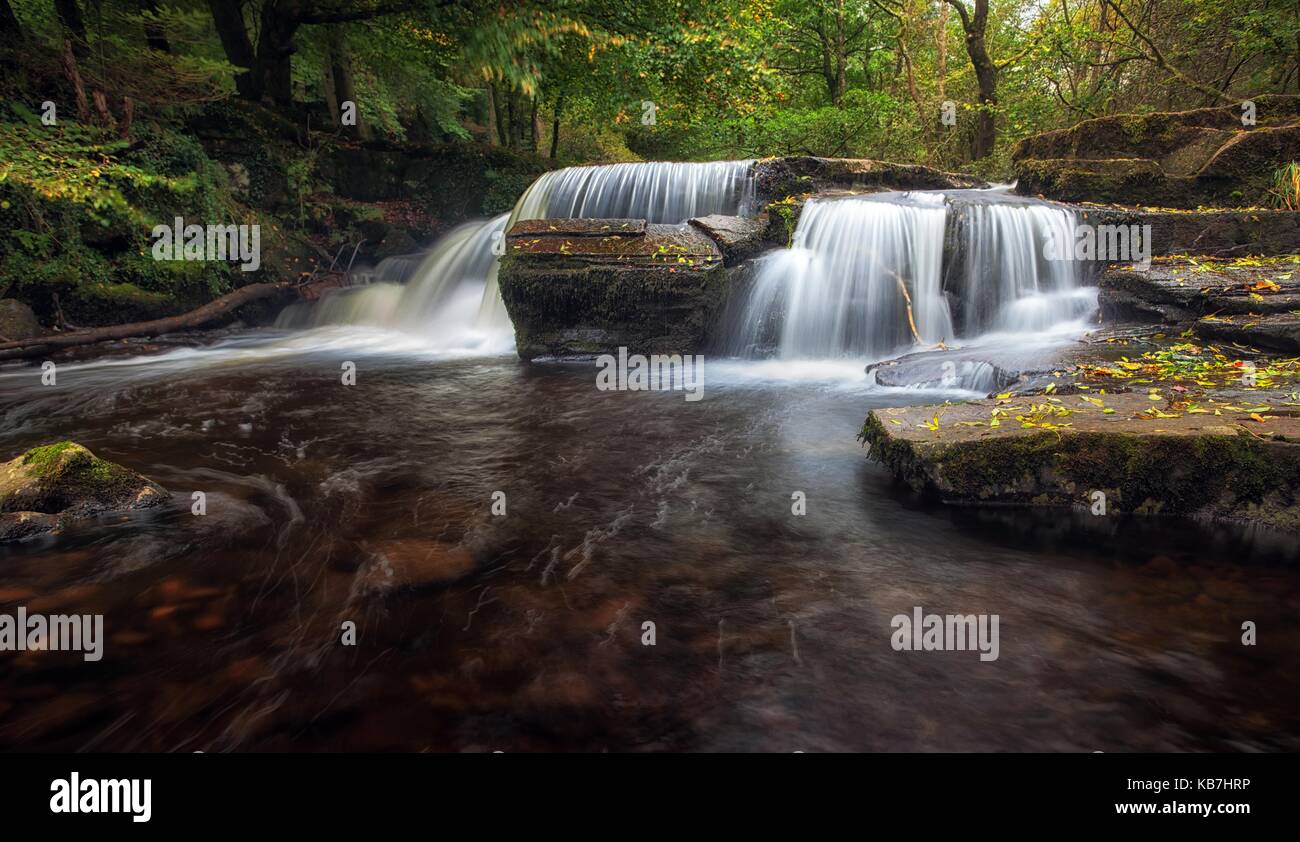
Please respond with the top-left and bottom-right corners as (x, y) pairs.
(0, 282), (291, 361)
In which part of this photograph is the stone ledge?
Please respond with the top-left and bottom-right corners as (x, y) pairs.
(861, 393), (1300, 531)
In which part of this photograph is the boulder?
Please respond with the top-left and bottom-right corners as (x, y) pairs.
(0, 442), (169, 542)
(0, 299), (42, 341)
(498, 218), (727, 360)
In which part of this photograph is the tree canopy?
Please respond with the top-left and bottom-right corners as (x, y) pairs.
(2, 0), (1297, 172)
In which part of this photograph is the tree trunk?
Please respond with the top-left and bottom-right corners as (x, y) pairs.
(947, 0), (997, 159)
(489, 83), (509, 146)
(833, 0), (847, 107)
(60, 38), (91, 122)
(528, 97), (540, 153)
(254, 1), (299, 105)
(138, 0), (170, 52)
(550, 95), (563, 159)
(0, 283), (292, 361)
(936, 2), (948, 102)
(328, 25), (370, 139)
(207, 0), (257, 98)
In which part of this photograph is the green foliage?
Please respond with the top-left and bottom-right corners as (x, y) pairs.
(0, 117), (240, 324)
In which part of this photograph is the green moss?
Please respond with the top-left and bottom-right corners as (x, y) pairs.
(20, 441), (126, 490)
(21, 441), (84, 477)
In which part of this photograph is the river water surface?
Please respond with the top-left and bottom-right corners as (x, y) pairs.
(2, 328), (1298, 752)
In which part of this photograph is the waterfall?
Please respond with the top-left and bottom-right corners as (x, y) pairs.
(727, 192), (951, 358)
(727, 190), (1092, 359)
(277, 214), (514, 351)
(513, 160), (755, 223)
(951, 195), (1092, 335)
(288, 160), (756, 343)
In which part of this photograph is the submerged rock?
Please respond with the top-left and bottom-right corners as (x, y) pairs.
(861, 393), (1300, 532)
(0, 442), (168, 542)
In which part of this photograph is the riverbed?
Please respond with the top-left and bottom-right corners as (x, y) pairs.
(1, 327), (1298, 751)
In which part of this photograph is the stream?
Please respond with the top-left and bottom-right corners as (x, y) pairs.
(2, 328), (1298, 752)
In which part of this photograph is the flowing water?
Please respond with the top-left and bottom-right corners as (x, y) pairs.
(3, 165), (1297, 752)
(1, 336), (1298, 752)
(281, 160), (757, 352)
(726, 189), (1097, 359)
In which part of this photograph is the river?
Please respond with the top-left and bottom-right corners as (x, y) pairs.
(2, 327), (1297, 751)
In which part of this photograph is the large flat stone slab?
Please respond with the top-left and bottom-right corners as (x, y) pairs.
(1013, 95), (1300, 207)
(1099, 257), (1300, 351)
(862, 392), (1300, 531)
(499, 220), (728, 360)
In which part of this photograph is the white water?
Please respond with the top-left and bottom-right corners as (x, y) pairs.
(727, 190), (1094, 360)
(954, 195), (1089, 334)
(513, 160), (755, 222)
(285, 160), (757, 350)
(277, 214), (515, 355)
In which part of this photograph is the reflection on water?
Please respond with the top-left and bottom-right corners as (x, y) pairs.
(1, 329), (1297, 752)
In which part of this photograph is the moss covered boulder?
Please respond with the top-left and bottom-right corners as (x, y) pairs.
(861, 393), (1300, 532)
(0, 442), (168, 542)
(1012, 96), (1300, 207)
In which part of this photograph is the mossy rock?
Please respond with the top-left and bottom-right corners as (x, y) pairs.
(0, 442), (168, 542)
(1012, 96), (1300, 207)
(0, 298), (42, 340)
(861, 393), (1300, 532)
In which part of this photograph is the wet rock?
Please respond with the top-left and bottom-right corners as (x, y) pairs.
(1013, 95), (1300, 207)
(687, 215), (769, 265)
(499, 218), (727, 360)
(1080, 207), (1300, 257)
(752, 157), (986, 207)
(866, 350), (1018, 393)
(0, 299), (42, 341)
(861, 392), (1300, 532)
(360, 539), (477, 592)
(0, 442), (168, 542)
(1195, 313), (1300, 355)
(0, 512), (60, 542)
(1099, 259), (1300, 352)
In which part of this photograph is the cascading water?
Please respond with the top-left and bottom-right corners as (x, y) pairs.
(727, 189), (1095, 360)
(277, 214), (514, 352)
(950, 194), (1094, 335)
(513, 160), (755, 222)
(286, 160), (756, 348)
(728, 192), (951, 358)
